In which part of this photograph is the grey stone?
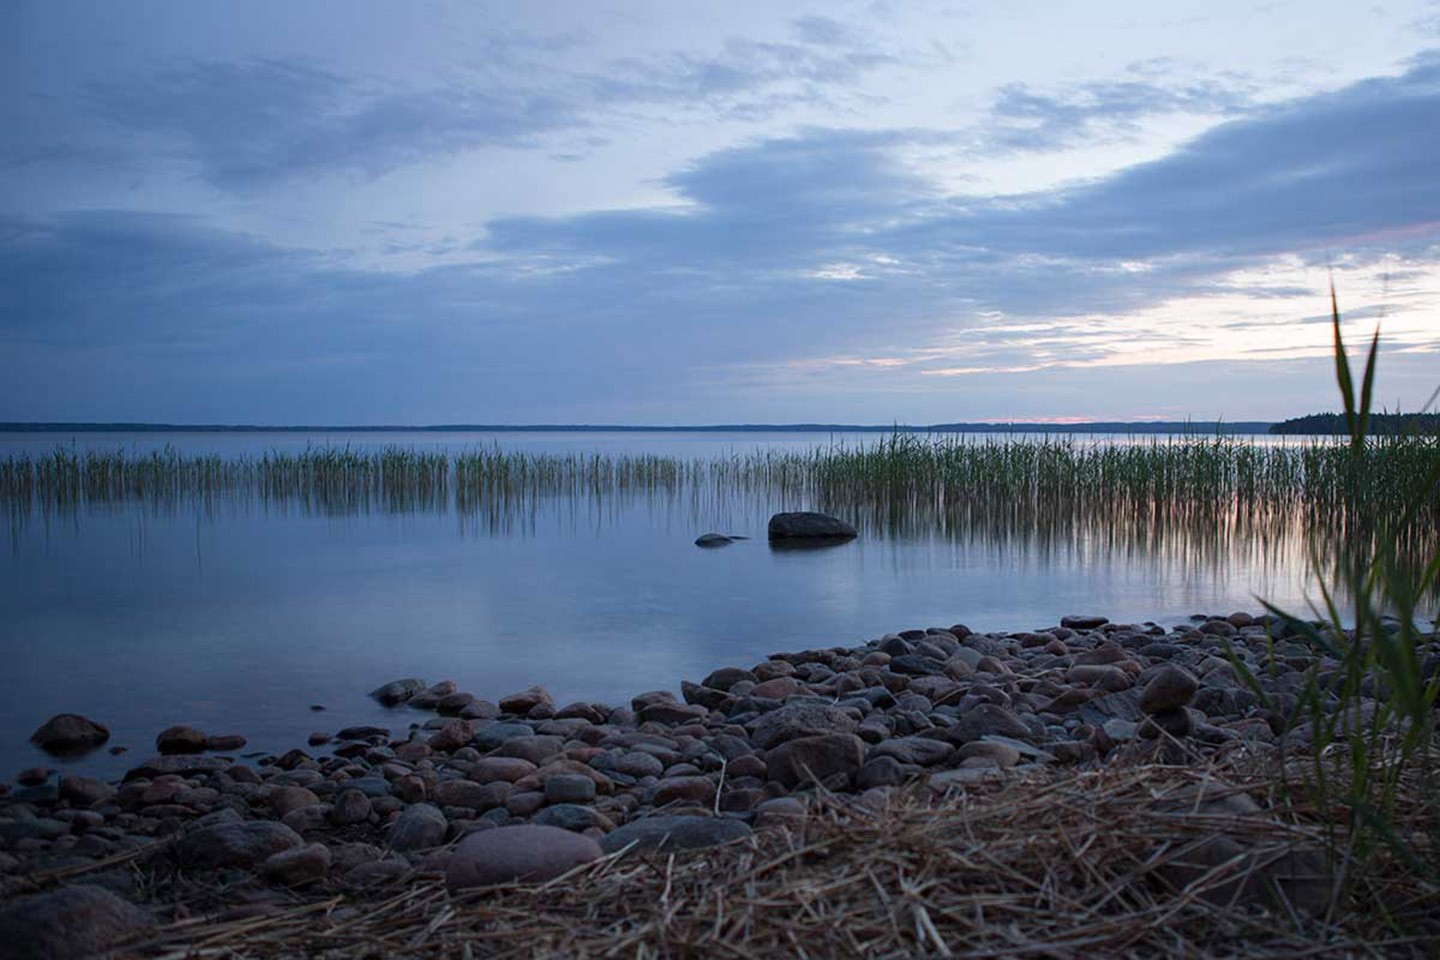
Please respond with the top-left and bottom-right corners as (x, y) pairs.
(749, 703), (857, 750)
(177, 820), (303, 869)
(370, 678), (426, 706)
(0, 885), (153, 960)
(387, 803), (448, 852)
(446, 825), (603, 888)
(600, 815), (752, 854)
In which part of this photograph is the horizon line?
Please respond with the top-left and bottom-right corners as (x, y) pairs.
(0, 419), (1280, 434)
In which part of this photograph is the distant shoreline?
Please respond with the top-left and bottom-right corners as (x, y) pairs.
(0, 420), (1278, 435)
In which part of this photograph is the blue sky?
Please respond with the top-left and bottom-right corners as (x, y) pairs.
(2, 0), (1438, 424)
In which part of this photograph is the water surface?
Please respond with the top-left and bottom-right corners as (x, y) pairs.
(2, 429), (1324, 779)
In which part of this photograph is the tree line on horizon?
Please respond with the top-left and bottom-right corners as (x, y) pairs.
(1270, 412), (1440, 435)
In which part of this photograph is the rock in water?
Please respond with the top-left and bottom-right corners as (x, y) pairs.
(370, 678), (426, 706)
(0, 886), (153, 960)
(766, 512), (857, 541)
(29, 714), (110, 756)
(446, 825), (603, 889)
(694, 533), (734, 547)
(156, 725), (207, 755)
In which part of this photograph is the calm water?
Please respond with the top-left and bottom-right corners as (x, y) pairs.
(2, 430), (1319, 779)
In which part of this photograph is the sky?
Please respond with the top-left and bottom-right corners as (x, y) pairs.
(2, 0), (1438, 425)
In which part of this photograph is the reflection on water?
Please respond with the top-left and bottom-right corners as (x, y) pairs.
(1, 430), (1435, 780)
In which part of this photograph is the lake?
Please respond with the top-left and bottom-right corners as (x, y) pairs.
(0, 429), (1335, 778)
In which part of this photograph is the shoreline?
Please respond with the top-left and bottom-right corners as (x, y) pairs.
(3, 611), (1438, 956)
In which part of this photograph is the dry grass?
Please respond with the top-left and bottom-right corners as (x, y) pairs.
(110, 753), (1438, 959)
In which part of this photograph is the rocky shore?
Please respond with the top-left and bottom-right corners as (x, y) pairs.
(3, 611), (1437, 958)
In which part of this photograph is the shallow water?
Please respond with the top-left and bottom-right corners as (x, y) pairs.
(1, 429), (1324, 779)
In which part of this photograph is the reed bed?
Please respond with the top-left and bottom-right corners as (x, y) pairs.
(4, 436), (1436, 564)
(111, 754), (1438, 959)
(3, 433), (1437, 520)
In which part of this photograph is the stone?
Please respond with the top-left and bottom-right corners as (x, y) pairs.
(123, 756), (229, 780)
(17, 766), (52, 786)
(754, 797), (806, 830)
(495, 735), (563, 764)
(59, 775), (116, 808)
(868, 737), (954, 767)
(446, 825), (603, 889)
(533, 804), (607, 832)
(945, 704), (1034, 744)
(177, 820), (303, 869)
(336, 725), (390, 740)
(204, 734), (247, 752)
(427, 719), (475, 753)
(436, 692), (476, 715)
(370, 678), (426, 706)
(765, 734), (866, 788)
(387, 803), (448, 852)
(596, 750), (665, 779)
(260, 842), (331, 886)
(1139, 708), (1193, 739)
(0, 885), (153, 960)
(330, 789), (372, 825)
(702, 667), (757, 691)
(600, 815), (752, 854)
(650, 776), (717, 807)
(544, 774), (597, 804)
(750, 703), (857, 750)
(499, 686), (554, 715)
(856, 756), (910, 788)
(434, 779), (496, 809)
(749, 677), (800, 699)
(766, 511), (857, 540)
(1061, 615), (1109, 630)
(268, 785), (321, 818)
(637, 701), (710, 725)
(472, 756), (539, 783)
(695, 533), (734, 546)
(29, 714), (110, 756)
(1140, 666), (1199, 715)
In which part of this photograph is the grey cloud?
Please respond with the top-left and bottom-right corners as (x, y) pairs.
(90, 23), (899, 190)
(5, 56), (1439, 421)
(92, 59), (578, 188)
(982, 75), (1251, 153)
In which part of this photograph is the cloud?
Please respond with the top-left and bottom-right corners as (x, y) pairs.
(89, 24), (901, 190)
(980, 74), (1252, 153)
(4, 55), (1439, 422)
(91, 59), (579, 189)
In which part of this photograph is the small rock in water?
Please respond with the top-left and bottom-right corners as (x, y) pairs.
(16, 767), (52, 786)
(370, 678), (426, 706)
(30, 714), (110, 756)
(0, 885), (154, 960)
(446, 825), (603, 889)
(156, 725), (208, 754)
(205, 734), (248, 752)
(1061, 615), (1110, 630)
(694, 533), (734, 547)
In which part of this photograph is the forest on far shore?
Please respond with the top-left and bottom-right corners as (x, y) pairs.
(1270, 412), (1440, 435)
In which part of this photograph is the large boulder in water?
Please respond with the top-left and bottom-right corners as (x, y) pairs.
(766, 512), (857, 541)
